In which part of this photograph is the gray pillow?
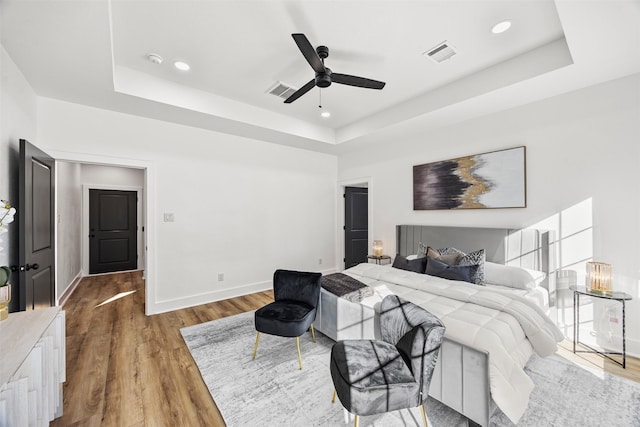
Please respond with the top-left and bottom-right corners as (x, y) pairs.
(427, 246), (461, 266)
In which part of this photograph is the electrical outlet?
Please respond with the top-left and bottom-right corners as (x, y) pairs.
(218, 273), (224, 282)
(318, 258), (323, 265)
(163, 213), (175, 222)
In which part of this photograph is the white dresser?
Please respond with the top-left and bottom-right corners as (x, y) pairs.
(0, 307), (66, 426)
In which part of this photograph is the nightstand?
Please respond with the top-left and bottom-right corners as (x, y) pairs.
(367, 255), (391, 265)
(570, 285), (632, 368)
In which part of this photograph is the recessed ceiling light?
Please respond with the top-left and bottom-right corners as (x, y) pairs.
(491, 20), (512, 34)
(147, 53), (163, 65)
(321, 111), (331, 118)
(173, 60), (190, 71)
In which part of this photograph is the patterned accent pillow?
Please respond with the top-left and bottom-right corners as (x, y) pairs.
(437, 247), (485, 285)
(417, 242), (428, 258)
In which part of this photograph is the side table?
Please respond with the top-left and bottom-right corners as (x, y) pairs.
(570, 285), (632, 368)
(367, 255), (391, 265)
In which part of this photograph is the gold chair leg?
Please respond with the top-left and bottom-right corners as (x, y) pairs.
(420, 404), (429, 427)
(252, 332), (261, 360)
(354, 415), (359, 427)
(296, 336), (303, 369)
(310, 323), (317, 343)
(331, 389), (337, 403)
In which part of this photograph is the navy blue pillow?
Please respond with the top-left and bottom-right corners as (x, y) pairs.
(426, 257), (476, 284)
(392, 254), (427, 274)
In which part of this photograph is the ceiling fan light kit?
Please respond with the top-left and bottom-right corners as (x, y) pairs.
(284, 33), (386, 104)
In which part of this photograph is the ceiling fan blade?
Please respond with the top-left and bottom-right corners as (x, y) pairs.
(284, 79), (316, 104)
(332, 73), (386, 90)
(292, 33), (325, 74)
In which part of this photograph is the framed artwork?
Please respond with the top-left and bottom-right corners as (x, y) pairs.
(413, 146), (526, 210)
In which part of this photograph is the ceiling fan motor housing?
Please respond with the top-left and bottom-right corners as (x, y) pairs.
(316, 45), (329, 59)
(316, 67), (332, 88)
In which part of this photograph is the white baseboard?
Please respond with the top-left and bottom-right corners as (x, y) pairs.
(58, 270), (84, 307)
(147, 267), (339, 316)
(149, 280), (272, 315)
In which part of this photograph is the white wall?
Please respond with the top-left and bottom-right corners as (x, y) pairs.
(56, 161), (82, 300)
(37, 98), (338, 314)
(338, 73), (640, 355)
(0, 45), (38, 311)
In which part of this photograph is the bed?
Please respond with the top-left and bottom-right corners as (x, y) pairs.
(316, 225), (563, 426)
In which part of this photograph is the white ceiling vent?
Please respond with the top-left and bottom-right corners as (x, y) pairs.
(423, 41), (457, 63)
(266, 81), (297, 99)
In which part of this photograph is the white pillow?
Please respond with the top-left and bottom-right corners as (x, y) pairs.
(483, 262), (543, 290)
(406, 254), (419, 260)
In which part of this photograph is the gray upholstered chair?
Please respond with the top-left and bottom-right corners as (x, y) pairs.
(252, 269), (322, 369)
(330, 294), (445, 427)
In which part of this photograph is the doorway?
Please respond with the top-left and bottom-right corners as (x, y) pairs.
(48, 149), (155, 315)
(89, 189), (138, 274)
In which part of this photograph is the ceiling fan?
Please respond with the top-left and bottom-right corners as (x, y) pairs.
(284, 33), (386, 104)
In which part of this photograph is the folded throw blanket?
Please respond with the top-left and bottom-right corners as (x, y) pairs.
(321, 273), (374, 303)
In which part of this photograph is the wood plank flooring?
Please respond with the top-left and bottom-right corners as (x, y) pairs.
(52, 272), (638, 426)
(52, 271), (272, 427)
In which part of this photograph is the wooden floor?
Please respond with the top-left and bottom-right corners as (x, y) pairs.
(52, 271), (273, 427)
(53, 272), (639, 426)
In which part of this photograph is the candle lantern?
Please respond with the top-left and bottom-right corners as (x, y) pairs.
(586, 262), (612, 295)
(372, 240), (383, 257)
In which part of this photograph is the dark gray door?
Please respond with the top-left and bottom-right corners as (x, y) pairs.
(89, 189), (137, 274)
(19, 139), (55, 310)
(344, 187), (368, 269)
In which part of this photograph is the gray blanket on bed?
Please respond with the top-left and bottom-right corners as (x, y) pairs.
(321, 273), (374, 303)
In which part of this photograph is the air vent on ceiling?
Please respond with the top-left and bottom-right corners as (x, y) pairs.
(266, 81), (298, 99)
(423, 41), (457, 63)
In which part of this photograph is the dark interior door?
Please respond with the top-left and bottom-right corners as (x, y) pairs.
(19, 139), (55, 311)
(89, 189), (137, 274)
(344, 187), (368, 269)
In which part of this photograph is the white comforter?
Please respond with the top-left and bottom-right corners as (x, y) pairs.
(344, 263), (563, 424)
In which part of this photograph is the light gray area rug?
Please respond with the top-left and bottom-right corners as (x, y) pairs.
(181, 311), (640, 427)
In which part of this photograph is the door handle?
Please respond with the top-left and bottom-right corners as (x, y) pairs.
(10, 263), (39, 272)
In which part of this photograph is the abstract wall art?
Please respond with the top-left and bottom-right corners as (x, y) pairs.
(413, 146), (526, 210)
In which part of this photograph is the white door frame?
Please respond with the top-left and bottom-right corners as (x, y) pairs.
(47, 149), (156, 315)
(336, 177), (373, 271)
(82, 184), (144, 275)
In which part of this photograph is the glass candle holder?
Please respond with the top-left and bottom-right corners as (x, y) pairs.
(372, 240), (383, 257)
(586, 262), (612, 295)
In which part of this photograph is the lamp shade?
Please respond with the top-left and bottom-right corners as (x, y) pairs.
(372, 240), (383, 257)
(586, 262), (612, 294)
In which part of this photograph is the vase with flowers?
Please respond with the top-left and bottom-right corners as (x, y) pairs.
(0, 266), (11, 320)
(0, 199), (15, 320)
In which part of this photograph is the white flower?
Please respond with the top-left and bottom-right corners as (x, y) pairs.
(0, 200), (16, 227)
